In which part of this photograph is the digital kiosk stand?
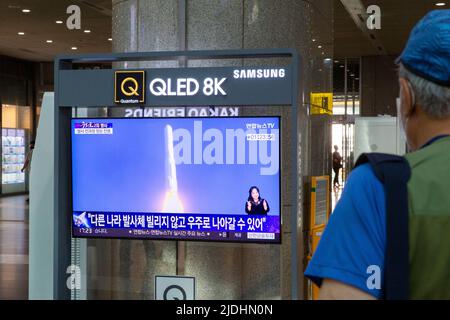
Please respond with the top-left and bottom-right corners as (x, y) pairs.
(31, 49), (301, 299)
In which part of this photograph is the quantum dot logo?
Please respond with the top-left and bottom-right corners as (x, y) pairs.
(115, 70), (146, 104)
(121, 77), (140, 97)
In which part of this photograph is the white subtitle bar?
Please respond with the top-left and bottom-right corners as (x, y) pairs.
(247, 232), (275, 240)
(74, 128), (113, 135)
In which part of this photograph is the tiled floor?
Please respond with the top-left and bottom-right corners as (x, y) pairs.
(0, 195), (28, 300)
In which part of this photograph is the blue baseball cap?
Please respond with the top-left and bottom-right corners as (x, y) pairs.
(396, 9), (450, 87)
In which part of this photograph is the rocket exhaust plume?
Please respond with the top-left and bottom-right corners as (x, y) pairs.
(162, 125), (184, 213)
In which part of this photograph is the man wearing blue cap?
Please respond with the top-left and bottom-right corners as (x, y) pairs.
(304, 10), (450, 299)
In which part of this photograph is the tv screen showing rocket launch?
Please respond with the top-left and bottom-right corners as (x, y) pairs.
(71, 117), (281, 243)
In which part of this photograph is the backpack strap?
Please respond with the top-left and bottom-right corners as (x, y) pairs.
(355, 153), (411, 300)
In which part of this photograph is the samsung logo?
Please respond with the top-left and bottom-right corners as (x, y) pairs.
(233, 68), (286, 79)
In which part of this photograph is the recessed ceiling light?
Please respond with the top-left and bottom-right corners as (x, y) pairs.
(334, 60), (339, 63)
(108, 38), (112, 41)
(56, 20), (63, 24)
(71, 47), (78, 50)
(22, 9), (31, 13)
(435, 2), (446, 6)
(312, 38), (316, 42)
(84, 30), (91, 33)
(318, 45), (322, 49)
(321, 52), (325, 55)
(46, 40), (53, 43)
(340, 65), (345, 68)
(18, 32), (25, 35)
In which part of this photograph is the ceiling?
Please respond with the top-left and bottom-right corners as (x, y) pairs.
(0, 0), (111, 61)
(334, 0), (449, 58)
(0, 0), (447, 62)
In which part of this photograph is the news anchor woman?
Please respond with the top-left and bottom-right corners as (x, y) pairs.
(245, 186), (270, 215)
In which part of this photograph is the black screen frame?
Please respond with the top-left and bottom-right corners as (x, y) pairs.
(70, 115), (282, 244)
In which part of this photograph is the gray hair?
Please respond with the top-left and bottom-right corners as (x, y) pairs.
(398, 63), (450, 119)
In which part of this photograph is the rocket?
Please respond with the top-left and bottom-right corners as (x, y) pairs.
(162, 125), (184, 213)
(164, 124), (178, 193)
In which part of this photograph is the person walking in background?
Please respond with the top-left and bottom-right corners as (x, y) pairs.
(332, 145), (342, 188)
(21, 140), (34, 174)
(21, 140), (34, 203)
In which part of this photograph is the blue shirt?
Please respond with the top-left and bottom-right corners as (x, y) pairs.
(304, 163), (386, 298)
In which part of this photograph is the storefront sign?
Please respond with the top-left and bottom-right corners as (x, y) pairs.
(59, 66), (292, 106)
(310, 92), (333, 115)
(124, 106), (239, 118)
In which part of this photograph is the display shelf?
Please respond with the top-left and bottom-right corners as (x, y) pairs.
(1, 128), (26, 185)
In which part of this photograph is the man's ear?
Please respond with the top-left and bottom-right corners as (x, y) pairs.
(399, 77), (415, 116)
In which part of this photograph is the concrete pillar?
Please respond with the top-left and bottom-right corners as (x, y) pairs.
(87, 0), (334, 300)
